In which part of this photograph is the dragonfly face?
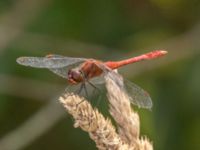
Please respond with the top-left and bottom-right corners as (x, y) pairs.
(67, 68), (84, 84)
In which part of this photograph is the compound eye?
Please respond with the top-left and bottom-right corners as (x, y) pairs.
(72, 71), (80, 80)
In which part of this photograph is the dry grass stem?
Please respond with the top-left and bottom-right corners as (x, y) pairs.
(105, 72), (139, 144)
(105, 72), (153, 150)
(59, 94), (132, 150)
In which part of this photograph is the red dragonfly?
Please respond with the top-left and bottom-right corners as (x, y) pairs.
(17, 50), (167, 109)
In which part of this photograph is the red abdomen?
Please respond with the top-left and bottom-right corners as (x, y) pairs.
(104, 50), (167, 69)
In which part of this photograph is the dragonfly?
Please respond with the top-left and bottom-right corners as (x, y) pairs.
(16, 50), (167, 109)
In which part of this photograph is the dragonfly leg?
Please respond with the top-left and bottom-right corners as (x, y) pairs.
(82, 82), (89, 98)
(87, 80), (104, 107)
(75, 86), (85, 106)
(87, 81), (102, 93)
(76, 83), (84, 94)
(76, 98), (85, 106)
(76, 82), (89, 97)
(76, 82), (88, 106)
(75, 83), (87, 106)
(80, 72), (91, 98)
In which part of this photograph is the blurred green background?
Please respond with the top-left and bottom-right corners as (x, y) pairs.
(0, 0), (200, 150)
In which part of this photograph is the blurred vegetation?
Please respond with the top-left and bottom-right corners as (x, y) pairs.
(0, 0), (200, 150)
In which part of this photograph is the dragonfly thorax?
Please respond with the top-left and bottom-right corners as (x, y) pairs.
(67, 68), (84, 84)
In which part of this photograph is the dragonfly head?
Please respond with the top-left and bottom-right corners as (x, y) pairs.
(67, 68), (84, 84)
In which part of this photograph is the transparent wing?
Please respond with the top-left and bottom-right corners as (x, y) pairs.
(94, 62), (125, 90)
(123, 79), (152, 109)
(94, 62), (152, 109)
(16, 54), (86, 68)
(89, 74), (105, 84)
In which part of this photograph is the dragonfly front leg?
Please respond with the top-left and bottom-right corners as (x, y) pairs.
(82, 82), (89, 98)
(75, 82), (88, 106)
(77, 83), (84, 94)
(87, 81), (101, 93)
